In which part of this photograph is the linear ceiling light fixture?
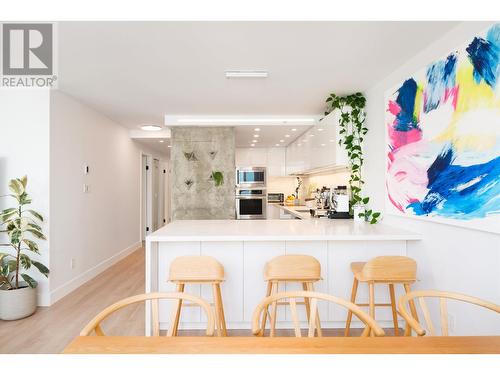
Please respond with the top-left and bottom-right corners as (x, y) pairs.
(175, 118), (315, 124)
(140, 125), (162, 131)
(225, 70), (268, 78)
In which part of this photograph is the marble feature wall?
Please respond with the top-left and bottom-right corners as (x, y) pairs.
(171, 127), (235, 220)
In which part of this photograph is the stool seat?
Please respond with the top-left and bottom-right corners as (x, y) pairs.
(169, 255), (224, 282)
(350, 262), (366, 281)
(264, 254), (321, 282)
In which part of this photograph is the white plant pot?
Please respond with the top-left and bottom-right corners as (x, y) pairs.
(0, 284), (37, 320)
(353, 204), (365, 222)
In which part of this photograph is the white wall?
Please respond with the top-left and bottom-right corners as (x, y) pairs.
(49, 91), (163, 304)
(0, 89), (51, 305)
(364, 21), (500, 335)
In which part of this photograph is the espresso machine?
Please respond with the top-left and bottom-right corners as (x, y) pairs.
(328, 185), (353, 219)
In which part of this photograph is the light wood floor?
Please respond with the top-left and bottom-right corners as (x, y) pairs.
(0, 247), (399, 353)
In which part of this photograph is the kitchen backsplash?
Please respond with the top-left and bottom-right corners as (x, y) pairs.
(267, 171), (350, 200)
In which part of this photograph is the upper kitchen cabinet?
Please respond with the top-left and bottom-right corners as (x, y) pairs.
(286, 111), (347, 174)
(235, 147), (287, 177)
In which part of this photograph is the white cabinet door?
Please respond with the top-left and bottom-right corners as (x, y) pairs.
(243, 241), (285, 322)
(267, 147), (286, 177)
(236, 148), (267, 167)
(201, 242), (244, 323)
(267, 204), (281, 219)
(157, 242), (201, 326)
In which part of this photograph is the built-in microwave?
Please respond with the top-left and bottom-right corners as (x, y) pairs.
(236, 167), (266, 187)
(235, 187), (267, 219)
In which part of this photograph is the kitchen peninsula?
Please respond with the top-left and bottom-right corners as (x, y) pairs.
(145, 219), (420, 335)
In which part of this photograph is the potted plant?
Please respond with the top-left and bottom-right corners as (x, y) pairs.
(0, 176), (49, 320)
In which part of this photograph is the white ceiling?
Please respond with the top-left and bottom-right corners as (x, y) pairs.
(235, 125), (311, 148)
(58, 21), (460, 130)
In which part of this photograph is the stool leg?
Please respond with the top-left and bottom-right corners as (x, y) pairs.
(404, 283), (419, 336)
(216, 283), (227, 336)
(168, 283), (184, 337)
(307, 282), (322, 337)
(302, 282), (311, 323)
(212, 283), (223, 337)
(270, 282), (279, 337)
(368, 282), (375, 337)
(260, 281), (273, 336)
(344, 278), (359, 337)
(389, 284), (399, 336)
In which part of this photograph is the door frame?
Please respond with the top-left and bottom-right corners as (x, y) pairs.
(140, 152), (153, 242)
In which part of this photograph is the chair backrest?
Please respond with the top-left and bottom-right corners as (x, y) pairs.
(264, 254), (321, 281)
(399, 290), (500, 336)
(169, 255), (224, 282)
(361, 256), (416, 282)
(251, 290), (385, 337)
(80, 292), (215, 336)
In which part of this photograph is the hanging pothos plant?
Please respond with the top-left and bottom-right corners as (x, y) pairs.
(324, 92), (381, 224)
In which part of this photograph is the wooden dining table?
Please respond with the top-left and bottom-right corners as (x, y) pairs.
(62, 336), (500, 354)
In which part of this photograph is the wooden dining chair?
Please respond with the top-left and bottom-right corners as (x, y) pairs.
(80, 292), (215, 337)
(399, 290), (500, 336)
(252, 290), (385, 337)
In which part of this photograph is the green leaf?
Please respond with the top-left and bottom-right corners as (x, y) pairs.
(372, 212), (381, 219)
(32, 261), (49, 277)
(20, 175), (28, 188)
(9, 179), (24, 195)
(26, 210), (43, 222)
(27, 222), (42, 232)
(21, 273), (38, 288)
(362, 197), (369, 204)
(23, 239), (40, 254)
(370, 218), (377, 224)
(9, 228), (22, 244)
(7, 259), (17, 273)
(0, 253), (11, 263)
(19, 254), (32, 269)
(26, 228), (46, 240)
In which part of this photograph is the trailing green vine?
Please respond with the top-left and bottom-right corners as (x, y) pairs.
(324, 92), (381, 224)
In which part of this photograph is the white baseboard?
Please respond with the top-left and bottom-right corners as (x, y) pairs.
(42, 241), (142, 306)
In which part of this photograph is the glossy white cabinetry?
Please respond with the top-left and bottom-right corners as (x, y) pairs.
(286, 111), (347, 174)
(235, 147), (286, 177)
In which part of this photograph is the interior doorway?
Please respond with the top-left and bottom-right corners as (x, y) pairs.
(141, 153), (168, 241)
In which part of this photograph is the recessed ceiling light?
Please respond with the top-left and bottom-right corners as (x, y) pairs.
(330, 139), (335, 142)
(298, 144), (302, 146)
(253, 134), (259, 138)
(140, 125), (162, 131)
(321, 144), (326, 146)
(285, 134), (290, 138)
(254, 128), (260, 131)
(167, 145), (171, 148)
(250, 144), (255, 147)
(225, 70), (269, 78)
(275, 144), (280, 146)
(159, 140), (164, 143)
(279, 140), (284, 143)
(291, 128), (297, 131)
(318, 128), (324, 131)
(252, 140), (258, 143)
(309, 134), (315, 137)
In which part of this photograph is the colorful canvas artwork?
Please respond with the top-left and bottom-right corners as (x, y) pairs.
(385, 24), (500, 233)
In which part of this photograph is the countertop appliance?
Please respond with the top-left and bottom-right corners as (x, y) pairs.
(328, 185), (353, 219)
(236, 166), (266, 187)
(267, 193), (284, 204)
(236, 187), (267, 219)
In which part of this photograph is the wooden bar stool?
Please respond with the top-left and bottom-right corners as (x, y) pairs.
(345, 256), (418, 337)
(261, 254), (323, 337)
(168, 255), (227, 336)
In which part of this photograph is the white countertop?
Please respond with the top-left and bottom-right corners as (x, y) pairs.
(147, 219), (421, 242)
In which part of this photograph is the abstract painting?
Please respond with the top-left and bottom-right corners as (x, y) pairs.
(385, 24), (500, 233)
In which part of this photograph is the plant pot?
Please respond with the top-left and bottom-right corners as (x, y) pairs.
(353, 204), (365, 222)
(0, 283), (37, 320)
